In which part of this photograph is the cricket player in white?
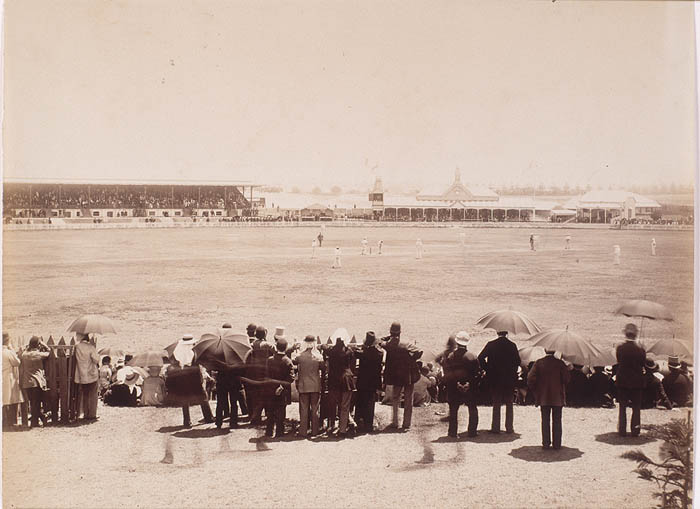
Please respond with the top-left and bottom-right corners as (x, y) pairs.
(332, 246), (342, 268)
(361, 237), (368, 255)
(378, 240), (383, 255)
(651, 238), (656, 256)
(565, 235), (571, 250)
(416, 239), (423, 259)
(613, 245), (621, 265)
(311, 238), (318, 258)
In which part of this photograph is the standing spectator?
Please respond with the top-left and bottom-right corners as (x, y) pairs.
(264, 339), (294, 438)
(214, 366), (242, 429)
(663, 356), (692, 407)
(2, 333), (23, 429)
(20, 336), (50, 428)
(294, 335), (325, 437)
(173, 334), (214, 427)
(615, 323), (646, 437)
(354, 332), (383, 433)
(383, 322), (422, 431)
(478, 330), (521, 433)
(443, 331), (481, 438)
(74, 333), (100, 421)
(246, 323), (257, 345)
(527, 349), (570, 449)
(98, 356), (112, 398)
(326, 334), (355, 437)
(245, 326), (273, 424)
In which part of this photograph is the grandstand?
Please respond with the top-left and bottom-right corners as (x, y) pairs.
(2, 179), (261, 220)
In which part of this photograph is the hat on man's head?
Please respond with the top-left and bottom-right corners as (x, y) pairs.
(274, 326), (286, 341)
(668, 355), (681, 369)
(182, 333), (194, 341)
(545, 349), (556, 355)
(497, 330), (509, 336)
(303, 335), (316, 343)
(222, 323), (232, 329)
(365, 331), (376, 346)
(2, 332), (9, 344)
(645, 357), (659, 371)
(455, 331), (470, 347)
(623, 323), (639, 338)
(247, 323), (257, 334)
(276, 338), (288, 352)
(28, 336), (41, 349)
(255, 326), (267, 340)
(390, 322), (401, 335)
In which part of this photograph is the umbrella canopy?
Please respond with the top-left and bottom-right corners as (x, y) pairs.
(587, 346), (618, 367)
(475, 309), (541, 336)
(641, 337), (692, 361)
(98, 347), (127, 358)
(530, 328), (600, 366)
(329, 328), (351, 343)
(192, 333), (251, 370)
(419, 349), (439, 365)
(613, 299), (674, 321)
(518, 345), (547, 366)
(127, 349), (169, 368)
(67, 314), (117, 335)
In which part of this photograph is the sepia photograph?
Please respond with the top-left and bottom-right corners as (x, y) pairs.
(1, 1), (698, 508)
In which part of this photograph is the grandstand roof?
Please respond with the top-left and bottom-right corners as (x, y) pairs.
(3, 178), (260, 187)
(565, 190), (661, 209)
(384, 194), (556, 210)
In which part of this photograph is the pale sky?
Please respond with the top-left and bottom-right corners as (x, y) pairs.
(2, 0), (697, 192)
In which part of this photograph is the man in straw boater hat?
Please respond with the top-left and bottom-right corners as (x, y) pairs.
(383, 321), (423, 431)
(527, 348), (570, 449)
(478, 329), (521, 434)
(293, 334), (325, 438)
(662, 355), (692, 408)
(615, 323), (645, 436)
(641, 356), (672, 410)
(443, 331), (481, 438)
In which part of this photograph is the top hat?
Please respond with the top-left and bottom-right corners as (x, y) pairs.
(303, 334), (316, 343)
(390, 322), (401, 335)
(497, 330), (509, 336)
(668, 355), (681, 369)
(274, 326), (286, 341)
(455, 331), (470, 347)
(365, 331), (376, 346)
(222, 323), (232, 329)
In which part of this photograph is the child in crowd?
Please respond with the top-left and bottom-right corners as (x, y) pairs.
(98, 356), (112, 398)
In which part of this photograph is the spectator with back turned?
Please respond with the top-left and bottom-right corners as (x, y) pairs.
(615, 323), (646, 437)
(74, 332), (100, 421)
(20, 336), (50, 428)
(294, 335), (325, 438)
(443, 331), (481, 438)
(663, 356), (692, 407)
(527, 348), (570, 449)
(383, 322), (422, 431)
(641, 357), (672, 409)
(354, 331), (383, 433)
(246, 326), (274, 424)
(478, 330), (521, 433)
(264, 339), (294, 438)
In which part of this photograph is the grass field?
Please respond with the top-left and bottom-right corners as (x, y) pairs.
(1, 225), (696, 508)
(2, 226), (694, 355)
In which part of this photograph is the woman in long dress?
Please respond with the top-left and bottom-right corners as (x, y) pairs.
(2, 333), (23, 429)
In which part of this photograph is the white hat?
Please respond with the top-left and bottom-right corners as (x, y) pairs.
(273, 326), (286, 341)
(455, 331), (470, 346)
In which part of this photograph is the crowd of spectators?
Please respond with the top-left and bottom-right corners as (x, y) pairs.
(3, 184), (250, 212)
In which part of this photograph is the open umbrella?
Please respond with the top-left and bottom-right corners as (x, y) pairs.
(475, 309), (541, 336)
(588, 346), (618, 367)
(98, 347), (127, 358)
(529, 327), (600, 366)
(67, 314), (117, 335)
(329, 328), (351, 343)
(614, 299), (674, 321)
(192, 333), (251, 371)
(641, 337), (692, 362)
(518, 345), (547, 366)
(127, 349), (168, 368)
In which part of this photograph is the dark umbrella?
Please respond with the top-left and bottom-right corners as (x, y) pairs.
(614, 299), (673, 337)
(192, 333), (251, 371)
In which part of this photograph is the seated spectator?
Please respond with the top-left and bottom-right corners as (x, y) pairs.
(589, 366), (614, 408)
(98, 356), (112, 397)
(140, 366), (166, 406)
(565, 364), (589, 407)
(413, 366), (435, 407)
(104, 367), (141, 407)
(663, 356), (692, 407)
(641, 357), (672, 409)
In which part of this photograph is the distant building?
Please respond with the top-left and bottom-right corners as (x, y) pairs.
(564, 190), (661, 223)
(369, 169), (556, 222)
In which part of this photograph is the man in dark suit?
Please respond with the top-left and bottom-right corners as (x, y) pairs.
(326, 335), (355, 436)
(264, 339), (294, 438)
(616, 323), (646, 436)
(443, 331), (481, 437)
(478, 330), (521, 433)
(245, 326), (274, 424)
(566, 364), (590, 407)
(663, 356), (692, 407)
(354, 331), (384, 433)
(527, 349), (570, 449)
(589, 366), (614, 408)
(383, 322), (422, 431)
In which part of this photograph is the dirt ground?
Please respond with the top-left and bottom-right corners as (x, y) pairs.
(1, 225), (695, 507)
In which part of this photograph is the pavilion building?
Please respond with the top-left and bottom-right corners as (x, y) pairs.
(564, 190), (661, 223)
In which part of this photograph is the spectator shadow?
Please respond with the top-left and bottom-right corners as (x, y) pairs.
(156, 425), (186, 433)
(509, 445), (583, 463)
(432, 431), (521, 444)
(172, 427), (230, 439)
(594, 432), (656, 446)
(247, 433), (307, 443)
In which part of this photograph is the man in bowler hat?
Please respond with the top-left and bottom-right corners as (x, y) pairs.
(354, 331), (383, 433)
(443, 331), (481, 437)
(527, 349), (570, 449)
(478, 330), (521, 433)
(383, 322), (422, 430)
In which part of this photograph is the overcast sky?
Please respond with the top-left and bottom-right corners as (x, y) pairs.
(2, 0), (697, 192)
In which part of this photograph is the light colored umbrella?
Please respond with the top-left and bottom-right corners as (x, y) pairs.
(614, 299), (673, 321)
(641, 337), (692, 361)
(329, 328), (351, 343)
(98, 347), (126, 358)
(127, 349), (168, 368)
(530, 327), (600, 366)
(475, 309), (541, 336)
(518, 345), (547, 366)
(588, 346), (618, 367)
(67, 314), (117, 335)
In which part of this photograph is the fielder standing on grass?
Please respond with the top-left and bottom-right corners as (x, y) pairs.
(332, 246), (341, 268)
